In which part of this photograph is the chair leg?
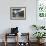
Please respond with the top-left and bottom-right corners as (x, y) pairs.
(4, 41), (7, 46)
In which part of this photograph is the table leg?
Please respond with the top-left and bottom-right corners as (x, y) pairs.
(4, 34), (7, 46)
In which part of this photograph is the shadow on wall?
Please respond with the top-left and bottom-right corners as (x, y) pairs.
(2, 28), (11, 34)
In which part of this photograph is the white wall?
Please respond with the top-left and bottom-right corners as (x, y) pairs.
(0, 0), (37, 42)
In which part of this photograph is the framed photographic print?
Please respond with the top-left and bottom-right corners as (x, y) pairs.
(36, 0), (46, 26)
(37, 0), (46, 19)
(10, 7), (26, 20)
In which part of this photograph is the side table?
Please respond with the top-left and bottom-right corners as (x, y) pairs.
(4, 33), (18, 46)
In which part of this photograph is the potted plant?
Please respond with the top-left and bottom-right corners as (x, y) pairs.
(32, 25), (45, 30)
(33, 32), (46, 43)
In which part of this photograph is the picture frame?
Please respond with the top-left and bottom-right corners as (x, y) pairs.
(36, 0), (46, 26)
(10, 7), (26, 20)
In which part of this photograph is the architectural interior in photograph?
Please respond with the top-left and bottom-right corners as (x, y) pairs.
(0, 0), (46, 46)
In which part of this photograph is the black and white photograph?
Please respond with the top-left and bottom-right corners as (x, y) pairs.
(10, 7), (26, 20)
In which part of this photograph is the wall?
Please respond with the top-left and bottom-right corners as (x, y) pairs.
(0, 0), (36, 42)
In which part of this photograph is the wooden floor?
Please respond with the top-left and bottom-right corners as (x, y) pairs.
(0, 42), (46, 46)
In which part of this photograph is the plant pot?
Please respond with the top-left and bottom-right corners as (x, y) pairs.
(37, 39), (40, 43)
(37, 39), (44, 44)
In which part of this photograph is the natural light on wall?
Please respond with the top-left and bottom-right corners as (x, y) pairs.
(37, 0), (46, 20)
